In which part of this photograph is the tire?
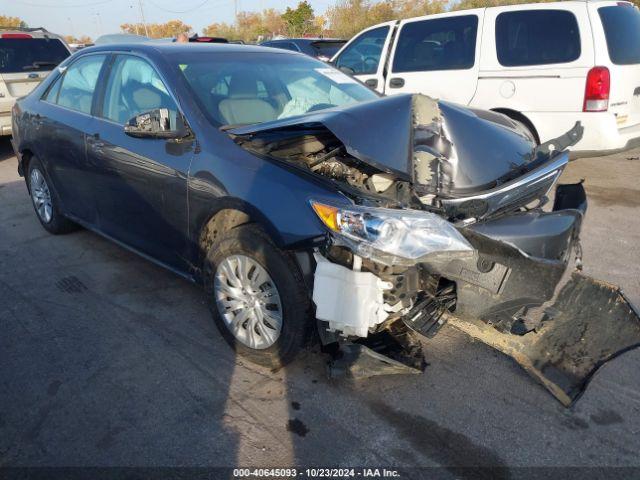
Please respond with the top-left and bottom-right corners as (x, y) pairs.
(203, 224), (312, 368)
(27, 157), (78, 234)
(511, 118), (540, 145)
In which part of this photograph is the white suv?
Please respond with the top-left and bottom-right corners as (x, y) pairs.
(0, 27), (71, 136)
(332, 1), (640, 156)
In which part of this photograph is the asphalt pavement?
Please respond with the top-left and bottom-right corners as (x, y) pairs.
(1, 137), (639, 477)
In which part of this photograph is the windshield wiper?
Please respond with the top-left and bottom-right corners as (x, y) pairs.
(22, 61), (58, 71)
(220, 122), (258, 131)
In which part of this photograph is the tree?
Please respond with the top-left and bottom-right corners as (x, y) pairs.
(120, 19), (191, 38)
(281, 1), (318, 37)
(203, 22), (237, 40)
(451, 0), (553, 10)
(327, 0), (446, 39)
(64, 35), (93, 44)
(262, 8), (285, 37)
(203, 8), (286, 42)
(0, 15), (27, 28)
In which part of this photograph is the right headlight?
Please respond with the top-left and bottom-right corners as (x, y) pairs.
(311, 200), (474, 265)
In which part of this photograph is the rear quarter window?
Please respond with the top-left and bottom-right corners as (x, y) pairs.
(496, 10), (581, 67)
(598, 6), (640, 65)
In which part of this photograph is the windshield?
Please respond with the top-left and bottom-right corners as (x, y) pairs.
(0, 38), (70, 73)
(175, 52), (377, 126)
(598, 6), (640, 65)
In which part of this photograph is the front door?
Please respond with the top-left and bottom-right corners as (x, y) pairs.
(332, 22), (396, 93)
(87, 54), (193, 270)
(383, 12), (483, 105)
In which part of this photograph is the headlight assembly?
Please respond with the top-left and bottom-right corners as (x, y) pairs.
(311, 201), (474, 266)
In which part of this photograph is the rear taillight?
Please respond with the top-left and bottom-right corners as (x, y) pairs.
(584, 67), (610, 112)
(1, 33), (32, 39)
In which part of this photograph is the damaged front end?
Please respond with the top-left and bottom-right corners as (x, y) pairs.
(227, 94), (640, 406)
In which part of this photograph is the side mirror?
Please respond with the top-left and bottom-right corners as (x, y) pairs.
(124, 108), (187, 139)
(338, 66), (355, 76)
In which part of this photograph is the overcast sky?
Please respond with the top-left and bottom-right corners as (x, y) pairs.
(4, 0), (333, 39)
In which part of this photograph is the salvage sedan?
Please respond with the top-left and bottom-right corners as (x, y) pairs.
(11, 43), (640, 406)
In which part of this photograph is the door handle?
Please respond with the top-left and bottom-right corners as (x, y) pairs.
(389, 77), (405, 88)
(365, 78), (378, 89)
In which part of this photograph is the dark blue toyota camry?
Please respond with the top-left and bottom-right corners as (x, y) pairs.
(12, 42), (638, 405)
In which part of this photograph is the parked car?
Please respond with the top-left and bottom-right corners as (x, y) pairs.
(332, 1), (640, 156)
(11, 43), (640, 406)
(261, 38), (346, 61)
(188, 34), (229, 43)
(0, 27), (71, 136)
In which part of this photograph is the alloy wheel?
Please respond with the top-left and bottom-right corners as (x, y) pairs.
(214, 254), (283, 350)
(30, 168), (53, 224)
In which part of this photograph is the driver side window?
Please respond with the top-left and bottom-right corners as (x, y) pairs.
(335, 26), (389, 75)
(101, 55), (177, 125)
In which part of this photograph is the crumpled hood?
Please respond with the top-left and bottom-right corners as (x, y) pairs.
(226, 93), (544, 196)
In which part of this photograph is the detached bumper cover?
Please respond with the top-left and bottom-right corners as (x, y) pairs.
(447, 182), (640, 405)
(448, 274), (640, 406)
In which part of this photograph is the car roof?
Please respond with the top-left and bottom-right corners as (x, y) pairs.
(0, 28), (66, 41)
(80, 42), (293, 56)
(268, 38), (345, 43)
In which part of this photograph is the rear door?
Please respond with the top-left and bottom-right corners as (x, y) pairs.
(37, 53), (108, 223)
(590, 2), (640, 132)
(331, 22), (396, 93)
(383, 11), (483, 104)
(0, 36), (71, 114)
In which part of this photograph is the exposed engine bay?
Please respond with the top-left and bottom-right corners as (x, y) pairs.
(227, 94), (640, 406)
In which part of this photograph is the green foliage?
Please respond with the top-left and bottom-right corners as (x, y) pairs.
(451, 0), (554, 11)
(327, 0), (447, 39)
(281, 1), (318, 37)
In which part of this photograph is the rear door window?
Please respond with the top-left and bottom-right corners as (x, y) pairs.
(598, 6), (640, 65)
(0, 38), (70, 73)
(495, 10), (581, 67)
(335, 26), (390, 75)
(392, 16), (478, 73)
(55, 54), (107, 114)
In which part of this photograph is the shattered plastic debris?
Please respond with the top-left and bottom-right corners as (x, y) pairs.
(448, 272), (640, 406)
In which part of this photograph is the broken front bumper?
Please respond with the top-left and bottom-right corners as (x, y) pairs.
(314, 182), (640, 406)
(436, 182), (640, 405)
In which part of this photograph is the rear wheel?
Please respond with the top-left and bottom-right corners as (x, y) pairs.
(27, 157), (77, 234)
(203, 224), (312, 368)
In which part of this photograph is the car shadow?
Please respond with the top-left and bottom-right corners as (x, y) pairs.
(0, 137), (15, 162)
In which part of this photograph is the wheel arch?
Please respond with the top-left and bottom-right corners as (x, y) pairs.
(196, 198), (288, 267)
(491, 108), (541, 145)
(18, 147), (35, 183)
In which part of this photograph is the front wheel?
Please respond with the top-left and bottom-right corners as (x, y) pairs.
(203, 224), (312, 368)
(27, 157), (78, 234)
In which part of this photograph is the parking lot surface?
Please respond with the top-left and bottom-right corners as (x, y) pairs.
(1, 137), (639, 475)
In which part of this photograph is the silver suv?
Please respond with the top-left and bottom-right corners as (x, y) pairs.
(0, 27), (71, 136)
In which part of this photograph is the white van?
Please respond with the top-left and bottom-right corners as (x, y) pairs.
(0, 27), (71, 136)
(332, 1), (640, 156)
